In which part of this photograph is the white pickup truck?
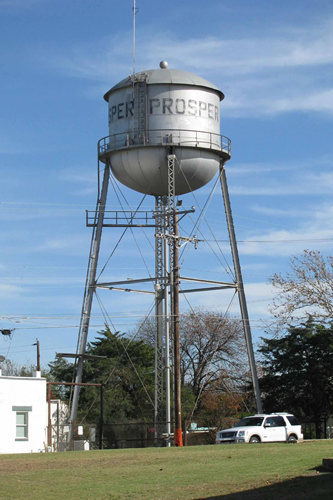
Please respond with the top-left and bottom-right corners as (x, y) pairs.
(216, 413), (303, 444)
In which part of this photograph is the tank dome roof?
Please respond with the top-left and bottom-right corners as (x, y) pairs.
(104, 67), (224, 101)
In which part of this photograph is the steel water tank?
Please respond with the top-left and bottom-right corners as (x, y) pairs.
(99, 62), (231, 196)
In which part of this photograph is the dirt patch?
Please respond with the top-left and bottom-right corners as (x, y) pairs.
(0, 454), (120, 474)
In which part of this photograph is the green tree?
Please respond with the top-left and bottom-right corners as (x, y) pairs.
(49, 328), (155, 424)
(259, 320), (333, 437)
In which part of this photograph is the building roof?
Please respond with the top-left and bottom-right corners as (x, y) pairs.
(104, 67), (224, 101)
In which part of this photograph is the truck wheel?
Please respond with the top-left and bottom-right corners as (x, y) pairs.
(249, 436), (260, 443)
(287, 434), (298, 443)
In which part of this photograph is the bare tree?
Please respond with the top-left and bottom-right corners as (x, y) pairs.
(135, 309), (247, 406)
(270, 250), (333, 324)
(0, 359), (36, 376)
(179, 310), (247, 402)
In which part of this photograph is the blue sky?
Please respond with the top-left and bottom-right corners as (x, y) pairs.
(1, 0), (333, 369)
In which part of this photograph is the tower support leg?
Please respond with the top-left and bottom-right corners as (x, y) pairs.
(70, 161), (110, 433)
(163, 204), (171, 445)
(172, 211), (183, 446)
(154, 195), (171, 445)
(154, 196), (165, 442)
(219, 161), (263, 413)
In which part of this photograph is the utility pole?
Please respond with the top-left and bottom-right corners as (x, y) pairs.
(33, 339), (40, 372)
(173, 211), (183, 446)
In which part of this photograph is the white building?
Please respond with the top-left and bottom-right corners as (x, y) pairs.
(0, 369), (47, 454)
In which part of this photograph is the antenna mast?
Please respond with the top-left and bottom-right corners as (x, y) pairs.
(132, 0), (136, 79)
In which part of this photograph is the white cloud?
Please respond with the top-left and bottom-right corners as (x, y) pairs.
(57, 168), (97, 197)
(0, 0), (43, 8)
(228, 168), (333, 197)
(194, 201), (333, 259)
(36, 33), (131, 84)
(177, 280), (274, 320)
(34, 17), (333, 117)
(0, 202), (84, 221)
(35, 235), (88, 253)
(230, 155), (333, 175)
(261, 88), (333, 115)
(250, 205), (309, 218)
(237, 203), (333, 257)
(0, 283), (24, 299)
(58, 168), (96, 185)
(1, 276), (85, 286)
(243, 282), (276, 316)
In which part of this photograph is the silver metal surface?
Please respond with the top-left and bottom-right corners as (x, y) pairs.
(102, 66), (228, 196)
(98, 129), (230, 196)
(98, 130), (231, 154)
(104, 68), (224, 100)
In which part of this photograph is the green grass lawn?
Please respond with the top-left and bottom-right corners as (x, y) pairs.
(0, 441), (333, 499)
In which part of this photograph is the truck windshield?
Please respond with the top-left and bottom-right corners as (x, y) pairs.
(235, 417), (264, 427)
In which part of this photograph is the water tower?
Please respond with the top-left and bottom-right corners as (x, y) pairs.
(70, 62), (262, 446)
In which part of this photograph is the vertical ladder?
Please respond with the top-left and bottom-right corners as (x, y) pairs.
(134, 75), (147, 141)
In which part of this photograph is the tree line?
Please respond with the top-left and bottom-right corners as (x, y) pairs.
(4, 249), (333, 438)
(47, 311), (251, 430)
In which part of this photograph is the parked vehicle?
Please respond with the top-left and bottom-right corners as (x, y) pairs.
(216, 413), (303, 444)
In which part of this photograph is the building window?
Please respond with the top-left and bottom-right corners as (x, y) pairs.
(12, 406), (32, 441)
(16, 412), (28, 440)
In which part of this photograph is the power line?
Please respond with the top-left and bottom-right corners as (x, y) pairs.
(199, 238), (333, 243)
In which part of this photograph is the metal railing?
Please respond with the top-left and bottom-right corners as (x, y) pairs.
(98, 129), (231, 157)
(86, 210), (156, 227)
